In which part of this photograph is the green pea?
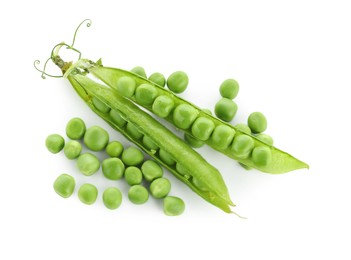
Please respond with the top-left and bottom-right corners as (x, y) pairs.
(175, 163), (191, 178)
(191, 117), (215, 141)
(248, 112), (267, 134)
(124, 166), (143, 185)
(84, 126), (109, 151)
(116, 76), (136, 98)
(92, 96), (110, 113)
(106, 141), (124, 157)
(78, 183), (98, 205)
(192, 177), (208, 191)
(149, 177), (171, 199)
(166, 71), (189, 93)
(163, 196), (185, 216)
(256, 133), (274, 146)
(76, 153), (100, 176)
(231, 135), (254, 159)
(131, 66), (147, 78)
(214, 98), (238, 122)
(45, 134), (65, 154)
(121, 147), (144, 166)
(235, 123), (252, 135)
(202, 109), (212, 115)
(219, 79), (239, 99)
(148, 72), (166, 87)
(102, 157), (125, 180)
(141, 160), (163, 182)
(65, 118), (86, 140)
(63, 140), (82, 160)
(210, 125), (236, 150)
(109, 109), (127, 128)
(135, 83), (158, 106)
(159, 149), (175, 166)
(252, 146), (272, 167)
(173, 104), (198, 129)
(126, 122), (143, 140)
(184, 133), (204, 148)
(142, 136), (158, 152)
(53, 174), (75, 198)
(152, 95), (175, 118)
(103, 187), (122, 210)
(128, 185), (149, 204)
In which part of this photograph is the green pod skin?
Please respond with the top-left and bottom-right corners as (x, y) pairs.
(62, 61), (234, 213)
(89, 64), (308, 174)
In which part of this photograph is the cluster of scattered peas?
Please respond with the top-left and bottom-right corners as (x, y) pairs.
(45, 117), (185, 216)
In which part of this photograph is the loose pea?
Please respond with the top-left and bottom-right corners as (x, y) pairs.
(235, 123), (252, 135)
(135, 83), (158, 106)
(163, 196), (185, 216)
(84, 126), (109, 151)
(231, 135), (255, 159)
(65, 118), (86, 140)
(148, 72), (166, 87)
(173, 104), (198, 129)
(45, 134), (65, 154)
(159, 149), (175, 166)
(166, 71), (189, 93)
(124, 166), (143, 185)
(214, 98), (238, 122)
(53, 174), (75, 198)
(106, 141), (124, 157)
(126, 122), (143, 140)
(152, 95), (175, 118)
(109, 109), (127, 128)
(102, 158), (125, 180)
(116, 76), (136, 98)
(78, 183), (98, 205)
(141, 160), (163, 182)
(128, 185), (149, 204)
(219, 79), (239, 99)
(142, 135), (158, 152)
(102, 187), (122, 210)
(256, 133), (274, 146)
(92, 96), (110, 113)
(191, 117), (215, 141)
(76, 153), (100, 176)
(252, 146), (272, 167)
(121, 147), (144, 166)
(210, 125), (236, 149)
(63, 140), (82, 159)
(248, 112), (267, 134)
(184, 133), (204, 148)
(131, 66), (147, 78)
(149, 177), (171, 199)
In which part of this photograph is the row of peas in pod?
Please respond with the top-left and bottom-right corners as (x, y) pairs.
(45, 117), (185, 216)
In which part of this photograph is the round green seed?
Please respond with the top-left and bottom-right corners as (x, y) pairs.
(53, 174), (75, 198)
(248, 112), (267, 134)
(256, 133), (274, 146)
(219, 79), (239, 99)
(210, 125), (236, 150)
(84, 126), (109, 151)
(149, 177), (171, 199)
(128, 185), (149, 204)
(175, 163), (191, 178)
(192, 177), (208, 191)
(110, 109), (127, 128)
(45, 134), (65, 154)
(92, 97), (110, 113)
(117, 76), (136, 98)
(78, 183), (98, 205)
(106, 141), (124, 157)
(76, 153), (100, 176)
(103, 187), (122, 210)
(152, 95), (175, 118)
(184, 133), (204, 148)
(124, 166), (143, 185)
(231, 135), (255, 159)
(63, 140), (82, 160)
(159, 149), (175, 166)
(173, 104), (198, 129)
(252, 146), (272, 167)
(131, 66), (147, 78)
(102, 158), (125, 180)
(202, 108), (212, 115)
(142, 136), (159, 152)
(214, 98), (238, 122)
(191, 117), (215, 141)
(141, 160), (163, 182)
(167, 71), (189, 93)
(148, 72), (166, 87)
(163, 196), (185, 216)
(121, 147), (144, 166)
(235, 123), (252, 135)
(135, 83), (158, 106)
(126, 122), (143, 140)
(66, 118), (86, 140)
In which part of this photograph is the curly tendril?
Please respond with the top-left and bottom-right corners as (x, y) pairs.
(33, 59), (63, 79)
(71, 19), (92, 48)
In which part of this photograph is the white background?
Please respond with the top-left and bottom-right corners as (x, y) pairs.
(1, 0), (350, 259)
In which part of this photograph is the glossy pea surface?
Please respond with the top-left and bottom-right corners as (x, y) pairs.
(77, 153), (100, 176)
(84, 126), (109, 151)
(45, 134), (65, 154)
(63, 140), (82, 160)
(219, 79), (239, 99)
(149, 178), (171, 199)
(214, 98), (238, 122)
(148, 72), (166, 87)
(102, 158), (125, 180)
(173, 104), (198, 129)
(141, 160), (163, 182)
(106, 141), (124, 157)
(103, 187), (122, 210)
(231, 135), (255, 159)
(252, 146), (272, 166)
(163, 196), (185, 216)
(256, 133), (274, 146)
(78, 183), (98, 205)
(152, 95), (174, 118)
(66, 118), (86, 140)
(135, 84), (158, 105)
(166, 71), (189, 93)
(210, 125), (236, 149)
(117, 76), (136, 98)
(53, 174), (75, 198)
(191, 117), (215, 141)
(128, 185), (149, 204)
(131, 66), (147, 78)
(248, 112), (267, 134)
(121, 147), (144, 166)
(124, 166), (143, 185)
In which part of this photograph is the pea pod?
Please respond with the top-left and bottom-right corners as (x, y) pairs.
(88, 65), (309, 174)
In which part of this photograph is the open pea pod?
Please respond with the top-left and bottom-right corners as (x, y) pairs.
(64, 61), (234, 213)
(87, 63), (309, 174)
